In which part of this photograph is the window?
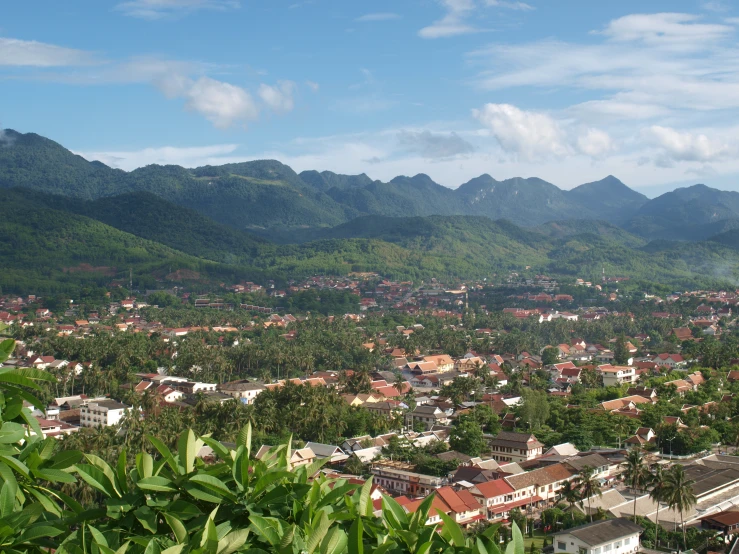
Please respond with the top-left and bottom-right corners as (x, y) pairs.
(578, 548), (587, 554)
(623, 539), (630, 547)
(557, 542), (566, 551)
(603, 544), (612, 552)
(594, 548), (601, 554)
(614, 542), (621, 549)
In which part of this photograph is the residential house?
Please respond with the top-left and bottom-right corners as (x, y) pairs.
(217, 380), (265, 404)
(401, 486), (483, 527)
(552, 518), (642, 554)
(471, 479), (515, 519)
(370, 464), (446, 496)
(653, 353), (686, 369)
(304, 442), (349, 463)
(597, 365), (638, 387)
(488, 431), (544, 464)
(405, 405), (451, 431)
(254, 445), (316, 470)
(422, 355), (455, 373)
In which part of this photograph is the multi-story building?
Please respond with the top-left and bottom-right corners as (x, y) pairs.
(80, 400), (130, 427)
(217, 380), (265, 404)
(488, 431), (544, 464)
(370, 464), (447, 497)
(598, 365), (637, 387)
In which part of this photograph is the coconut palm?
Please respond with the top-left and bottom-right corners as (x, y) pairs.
(624, 448), (650, 519)
(648, 465), (668, 547)
(560, 479), (580, 512)
(662, 464), (697, 551)
(578, 466), (602, 523)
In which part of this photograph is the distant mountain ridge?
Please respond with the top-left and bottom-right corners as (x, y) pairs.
(0, 128), (648, 230)
(1, 128), (736, 242)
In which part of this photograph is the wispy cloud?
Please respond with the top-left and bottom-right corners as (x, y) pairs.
(419, 0), (477, 39)
(77, 143), (240, 170)
(0, 37), (98, 67)
(258, 81), (297, 114)
(115, 0), (240, 19)
(419, 0), (534, 39)
(397, 130), (474, 159)
(355, 12), (401, 22)
(485, 0), (534, 11)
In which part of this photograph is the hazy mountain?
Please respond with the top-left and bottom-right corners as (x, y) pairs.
(0, 128), (732, 237)
(565, 175), (648, 223)
(455, 174), (595, 222)
(625, 184), (739, 240)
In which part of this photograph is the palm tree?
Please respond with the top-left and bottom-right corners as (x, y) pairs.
(560, 479), (580, 512)
(578, 466), (602, 523)
(648, 465), (668, 548)
(662, 464), (697, 552)
(613, 417), (633, 449)
(624, 448), (649, 519)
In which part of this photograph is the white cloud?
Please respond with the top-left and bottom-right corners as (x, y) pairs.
(397, 130), (475, 159)
(577, 128), (614, 157)
(472, 103), (616, 160)
(0, 38), (97, 67)
(154, 75), (259, 128)
(258, 81), (296, 113)
(419, 0), (478, 39)
(305, 80), (319, 92)
(643, 125), (734, 165)
(355, 12), (401, 22)
(599, 12), (733, 50)
(115, 0), (240, 19)
(472, 103), (570, 159)
(471, 14), (739, 121)
(77, 144), (239, 170)
(484, 0), (534, 11)
(419, 0), (533, 38)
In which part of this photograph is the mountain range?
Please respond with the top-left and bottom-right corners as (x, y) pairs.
(4, 129), (739, 241)
(2, 128), (739, 293)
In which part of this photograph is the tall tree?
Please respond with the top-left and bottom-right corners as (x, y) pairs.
(578, 466), (602, 523)
(648, 465), (668, 548)
(614, 334), (630, 365)
(623, 448), (649, 519)
(662, 464), (697, 551)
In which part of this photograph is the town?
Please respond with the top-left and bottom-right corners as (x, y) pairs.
(2, 272), (739, 553)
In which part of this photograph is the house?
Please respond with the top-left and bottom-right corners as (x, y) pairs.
(625, 427), (656, 448)
(217, 380), (265, 404)
(304, 442), (349, 463)
(471, 479), (515, 519)
(562, 454), (611, 479)
(505, 463), (575, 504)
(552, 518), (642, 554)
(488, 431), (544, 464)
(80, 400), (131, 428)
(405, 405), (451, 431)
(422, 355), (455, 373)
(597, 365), (637, 387)
(32, 417), (79, 439)
(672, 327), (693, 341)
(254, 445), (316, 470)
(653, 353), (686, 369)
(402, 486), (483, 527)
(700, 510), (739, 536)
(370, 464), (446, 496)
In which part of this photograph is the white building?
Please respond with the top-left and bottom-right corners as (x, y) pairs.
(80, 400), (131, 427)
(598, 365), (637, 387)
(553, 518), (642, 554)
(217, 380), (265, 404)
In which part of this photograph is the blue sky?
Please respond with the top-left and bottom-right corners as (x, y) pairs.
(2, 0), (739, 195)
